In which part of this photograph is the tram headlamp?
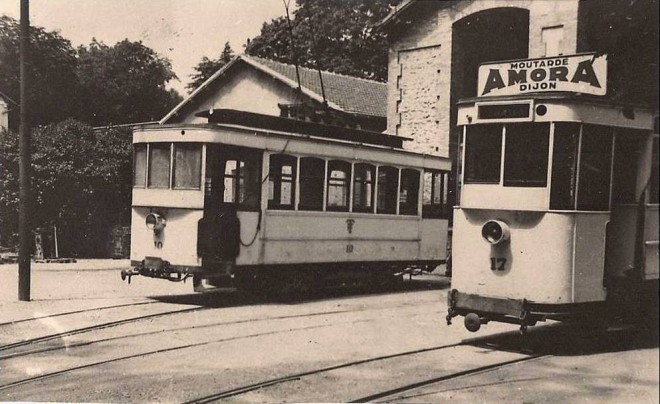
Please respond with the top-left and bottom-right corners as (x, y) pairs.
(145, 213), (166, 232)
(481, 220), (510, 245)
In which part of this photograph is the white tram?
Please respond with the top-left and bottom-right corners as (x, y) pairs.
(446, 94), (659, 332)
(122, 110), (451, 294)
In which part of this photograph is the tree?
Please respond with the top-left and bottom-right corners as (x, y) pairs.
(77, 39), (182, 126)
(245, 0), (397, 82)
(0, 119), (133, 256)
(187, 42), (235, 92)
(0, 16), (81, 128)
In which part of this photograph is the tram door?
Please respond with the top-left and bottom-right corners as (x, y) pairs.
(606, 132), (659, 282)
(199, 145), (241, 262)
(641, 135), (659, 280)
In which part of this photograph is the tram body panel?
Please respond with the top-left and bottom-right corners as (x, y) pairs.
(130, 207), (203, 267)
(420, 218), (448, 260)
(260, 211), (444, 264)
(452, 209), (575, 304)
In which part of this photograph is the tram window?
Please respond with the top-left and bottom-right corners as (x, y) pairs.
(268, 154), (297, 210)
(133, 144), (147, 187)
(423, 170), (450, 218)
(299, 157), (325, 211)
(222, 150), (261, 210)
(173, 143), (202, 189)
(577, 125), (613, 211)
(377, 166), (399, 214)
(650, 136), (659, 204)
(399, 169), (420, 215)
(550, 123), (580, 210)
(327, 160), (351, 211)
(464, 125), (502, 183)
(612, 130), (645, 204)
(504, 123), (550, 187)
(353, 164), (375, 213)
(148, 143), (171, 188)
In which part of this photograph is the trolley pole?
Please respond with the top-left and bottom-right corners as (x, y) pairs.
(18, 0), (31, 301)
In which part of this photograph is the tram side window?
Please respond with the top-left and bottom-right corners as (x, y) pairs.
(464, 125), (502, 183)
(550, 123), (580, 210)
(650, 136), (659, 204)
(423, 170), (450, 218)
(148, 143), (171, 188)
(268, 154), (297, 210)
(377, 166), (399, 214)
(133, 144), (147, 187)
(327, 160), (351, 211)
(577, 125), (613, 211)
(612, 130), (645, 204)
(399, 169), (420, 215)
(353, 164), (375, 213)
(173, 143), (202, 189)
(504, 123), (550, 187)
(299, 157), (325, 211)
(223, 150), (262, 210)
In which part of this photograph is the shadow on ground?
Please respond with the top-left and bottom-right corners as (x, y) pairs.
(149, 276), (451, 309)
(463, 321), (659, 356)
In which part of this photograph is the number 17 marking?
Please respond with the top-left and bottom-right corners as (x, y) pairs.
(490, 257), (507, 271)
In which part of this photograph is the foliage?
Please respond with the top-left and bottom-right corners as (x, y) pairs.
(0, 120), (133, 256)
(0, 15), (81, 127)
(245, 0), (397, 82)
(77, 38), (182, 126)
(187, 42), (235, 92)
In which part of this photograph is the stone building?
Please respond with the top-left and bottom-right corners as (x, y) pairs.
(379, 0), (658, 207)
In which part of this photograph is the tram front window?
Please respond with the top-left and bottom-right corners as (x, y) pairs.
(148, 143), (171, 188)
(550, 123), (614, 211)
(504, 123), (549, 187)
(173, 143), (202, 189)
(464, 125), (502, 183)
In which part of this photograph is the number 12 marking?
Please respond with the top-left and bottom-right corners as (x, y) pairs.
(490, 257), (507, 271)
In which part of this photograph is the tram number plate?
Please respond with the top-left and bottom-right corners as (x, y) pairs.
(346, 244), (354, 253)
(490, 257), (507, 272)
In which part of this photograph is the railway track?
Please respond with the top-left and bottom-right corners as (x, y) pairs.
(0, 305), (212, 352)
(0, 298), (443, 391)
(0, 300), (158, 327)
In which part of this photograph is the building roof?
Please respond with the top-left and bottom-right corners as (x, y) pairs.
(376, 0), (418, 28)
(161, 54), (387, 124)
(0, 89), (17, 106)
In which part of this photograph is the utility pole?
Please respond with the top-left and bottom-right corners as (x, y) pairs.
(18, 0), (31, 301)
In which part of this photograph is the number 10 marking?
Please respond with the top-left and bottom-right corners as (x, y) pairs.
(490, 257), (506, 271)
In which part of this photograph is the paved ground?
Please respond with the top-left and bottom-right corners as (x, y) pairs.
(0, 260), (658, 403)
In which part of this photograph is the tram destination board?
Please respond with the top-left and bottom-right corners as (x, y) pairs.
(477, 102), (531, 120)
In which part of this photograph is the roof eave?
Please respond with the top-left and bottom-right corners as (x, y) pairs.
(375, 0), (417, 29)
(241, 55), (345, 112)
(159, 56), (242, 124)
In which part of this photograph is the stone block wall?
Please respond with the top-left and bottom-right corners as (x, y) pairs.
(386, 0), (580, 157)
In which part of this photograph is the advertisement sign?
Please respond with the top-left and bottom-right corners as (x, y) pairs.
(477, 53), (607, 97)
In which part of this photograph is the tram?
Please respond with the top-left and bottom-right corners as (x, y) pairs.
(446, 55), (659, 333)
(121, 109), (451, 294)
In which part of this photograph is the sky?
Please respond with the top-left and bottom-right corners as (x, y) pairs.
(0, 0), (290, 95)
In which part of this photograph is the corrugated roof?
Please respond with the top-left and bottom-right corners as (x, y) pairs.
(244, 55), (387, 118)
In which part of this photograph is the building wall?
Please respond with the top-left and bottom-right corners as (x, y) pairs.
(387, 0), (580, 157)
(0, 99), (8, 133)
(180, 67), (299, 124)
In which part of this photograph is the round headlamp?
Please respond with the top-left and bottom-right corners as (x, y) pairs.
(146, 212), (166, 231)
(481, 220), (510, 245)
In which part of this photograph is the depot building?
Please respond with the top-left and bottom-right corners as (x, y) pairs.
(378, 0), (658, 209)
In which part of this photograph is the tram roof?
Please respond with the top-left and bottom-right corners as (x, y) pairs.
(193, 109), (409, 149)
(458, 92), (655, 110)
